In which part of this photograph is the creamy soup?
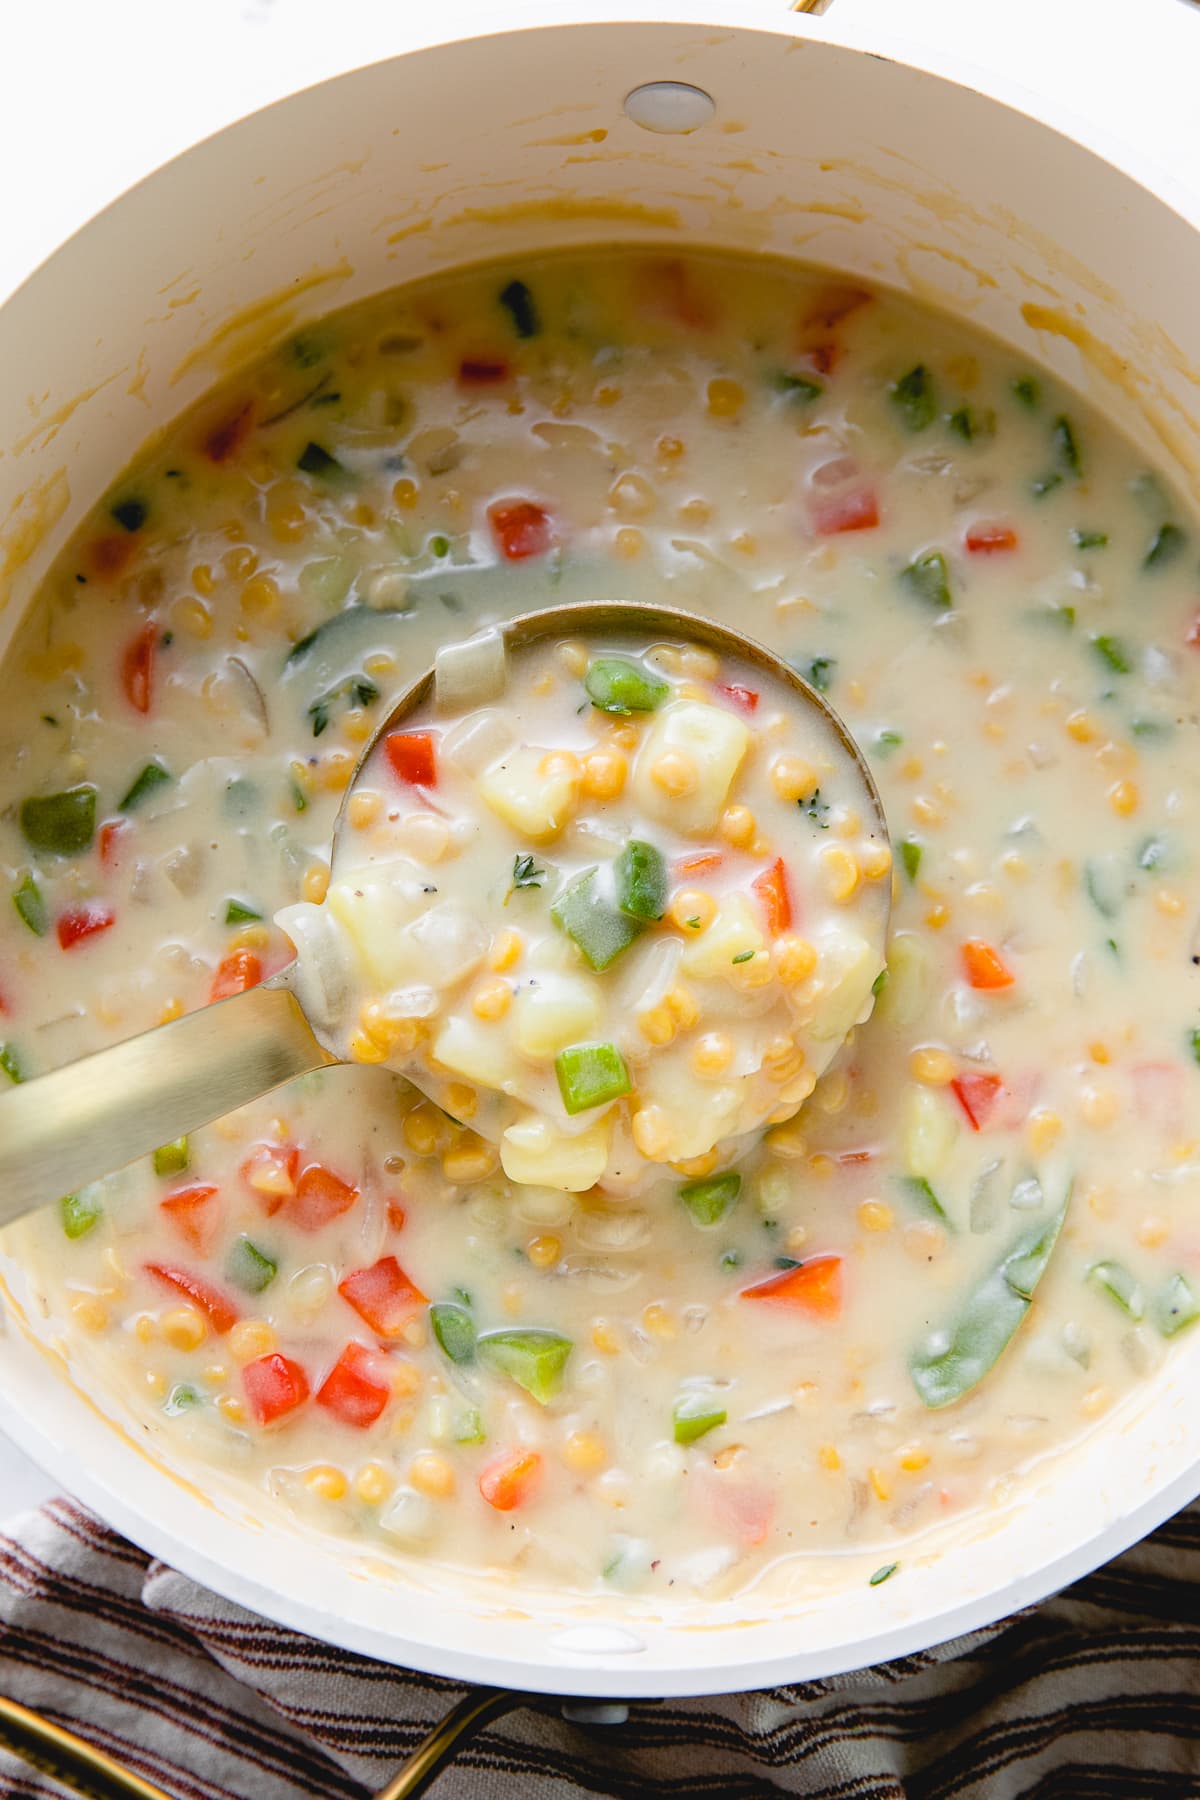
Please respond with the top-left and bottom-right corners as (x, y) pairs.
(4, 251), (1200, 1600)
(279, 625), (889, 1192)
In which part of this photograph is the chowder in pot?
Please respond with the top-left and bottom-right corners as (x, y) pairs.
(4, 248), (1200, 1602)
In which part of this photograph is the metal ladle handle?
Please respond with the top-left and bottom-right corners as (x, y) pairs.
(0, 983), (328, 1227)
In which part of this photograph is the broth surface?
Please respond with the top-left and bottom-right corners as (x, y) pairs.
(4, 250), (1200, 1599)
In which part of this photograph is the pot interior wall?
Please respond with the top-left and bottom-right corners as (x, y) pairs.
(2, 18), (1200, 1693)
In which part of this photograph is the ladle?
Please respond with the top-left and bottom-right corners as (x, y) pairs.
(0, 602), (890, 1225)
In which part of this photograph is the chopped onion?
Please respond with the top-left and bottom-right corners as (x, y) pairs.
(441, 707), (513, 776)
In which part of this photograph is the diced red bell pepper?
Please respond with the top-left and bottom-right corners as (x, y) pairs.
(808, 344), (842, 376)
(741, 1253), (843, 1320)
(965, 522), (1018, 555)
(384, 730), (437, 787)
(98, 819), (128, 869)
(478, 1449), (543, 1512)
(144, 1263), (239, 1334)
(316, 1342), (391, 1429)
(812, 488), (879, 535)
(202, 400), (255, 465)
(702, 1473), (775, 1547)
(488, 499), (553, 562)
(675, 851), (724, 879)
(241, 1142), (300, 1213)
(715, 682), (759, 714)
(1186, 613), (1200, 649)
(160, 1183), (221, 1256)
(57, 902), (115, 951)
(458, 357), (510, 385)
(951, 1072), (1004, 1132)
(962, 939), (1015, 990)
(243, 1353), (310, 1426)
(387, 1201), (407, 1232)
(636, 258), (716, 331)
(752, 858), (793, 935)
(85, 534), (136, 581)
(338, 1255), (426, 1339)
(121, 623), (157, 715)
(287, 1162), (360, 1232)
(209, 949), (263, 1003)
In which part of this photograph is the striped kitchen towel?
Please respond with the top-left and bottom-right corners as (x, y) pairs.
(0, 1496), (1197, 1798)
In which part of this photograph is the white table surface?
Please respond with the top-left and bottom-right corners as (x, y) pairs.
(2, 0), (1197, 1519)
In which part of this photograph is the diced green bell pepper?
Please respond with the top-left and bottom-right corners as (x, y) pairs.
(12, 873), (49, 937)
(60, 1190), (103, 1240)
(673, 1394), (727, 1445)
(614, 839), (667, 922)
(224, 899), (263, 925)
(1087, 1259), (1144, 1320)
(899, 551), (951, 610)
(430, 1301), (477, 1364)
(119, 760), (171, 812)
(1154, 1272), (1200, 1338)
(453, 1407), (486, 1444)
(476, 1328), (572, 1404)
(0, 1044), (22, 1086)
(20, 786), (96, 855)
(153, 1138), (190, 1178)
(551, 869), (643, 970)
(583, 656), (669, 716)
(679, 1172), (741, 1228)
(226, 1236), (278, 1294)
(891, 364), (936, 431)
(555, 1042), (631, 1115)
(164, 1383), (202, 1415)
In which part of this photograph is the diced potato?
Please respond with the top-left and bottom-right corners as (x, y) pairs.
(874, 930), (931, 1028)
(632, 701), (750, 834)
(501, 1112), (611, 1190)
(805, 930), (879, 1043)
(407, 903), (489, 989)
(901, 1084), (958, 1180)
(511, 972), (604, 1059)
(326, 869), (426, 987)
(479, 746), (578, 841)
(441, 707), (514, 777)
(635, 1053), (742, 1159)
(432, 1015), (513, 1091)
(679, 893), (764, 980)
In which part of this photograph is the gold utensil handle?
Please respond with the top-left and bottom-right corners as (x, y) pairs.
(0, 983), (328, 1228)
(0, 1683), (526, 1800)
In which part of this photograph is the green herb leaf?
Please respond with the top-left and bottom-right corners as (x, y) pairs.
(1030, 470), (1064, 500)
(20, 786), (97, 855)
(498, 278), (540, 338)
(947, 407), (975, 441)
(899, 550), (952, 610)
(1090, 634), (1132, 675)
(13, 873), (49, 937)
(1053, 415), (1082, 475)
(508, 853), (545, 899)
(869, 1562), (899, 1587)
(119, 760), (171, 812)
(1070, 527), (1108, 549)
(431, 1301), (477, 1365)
(0, 1043), (23, 1086)
(874, 728), (903, 755)
(910, 1194), (1069, 1408)
(731, 949), (755, 964)
(1011, 375), (1040, 408)
(899, 838), (922, 882)
(476, 1328), (573, 1404)
(803, 788), (831, 830)
(807, 656), (835, 692)
(673, 1394), (727, 1445)
(679, 1172), (741, 1228)
(307, 674), (379, 738)
(1190, 1026), (1200, 1067)
(891, 364), (936, 431)
(60, 1189), (103, 1240)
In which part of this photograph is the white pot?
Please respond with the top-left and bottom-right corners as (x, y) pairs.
(2, 5), (1200, 1701)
